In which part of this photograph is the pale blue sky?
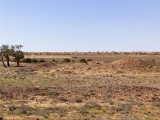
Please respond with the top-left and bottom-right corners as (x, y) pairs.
(0, 0), (160, 52)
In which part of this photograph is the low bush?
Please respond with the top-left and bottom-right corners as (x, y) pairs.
(80, 59), (86, 63)
(87, 59), (93, 62)
(22, 58), (32, 63)
(39, 59), (46, 62)
(31, 59), (38, 63)
(63, 58), (71, 62)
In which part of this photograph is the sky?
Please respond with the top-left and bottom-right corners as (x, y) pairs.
(0, 0), (160, 52)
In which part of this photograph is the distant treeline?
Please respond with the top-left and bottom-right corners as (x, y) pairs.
(24, 51), (160, 56)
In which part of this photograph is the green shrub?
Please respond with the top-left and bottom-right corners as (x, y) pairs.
(87, 59), (93, 62)
(22, 58), (32, 63)
(39, 59), (46, 62)
(63, 58), (71, 62)
(52, 59), (56, 62)
(31, 59), (38, 63)
(80, 59), (86, 63)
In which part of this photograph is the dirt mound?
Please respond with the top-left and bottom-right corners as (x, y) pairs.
(110, 59), (156, 68)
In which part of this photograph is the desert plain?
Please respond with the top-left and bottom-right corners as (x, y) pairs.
(0, 52), (160, 120)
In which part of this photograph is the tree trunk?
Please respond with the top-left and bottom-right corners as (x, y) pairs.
(1, 55), (6, 68)
(6, 56), (10, 67)
(17, 59), (20, 67)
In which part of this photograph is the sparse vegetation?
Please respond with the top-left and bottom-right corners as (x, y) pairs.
(0, 52), (160, 119)
(31, 59), (38, 63)
(72, 60), (75, 62)
(22, 58), (32, 63)
(80, 59), (86, 63)
(111, 103), (132, 113)
(87, 59), (93, 62)
(63, 58), (71, 62)
(39, 59), (46, 62)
